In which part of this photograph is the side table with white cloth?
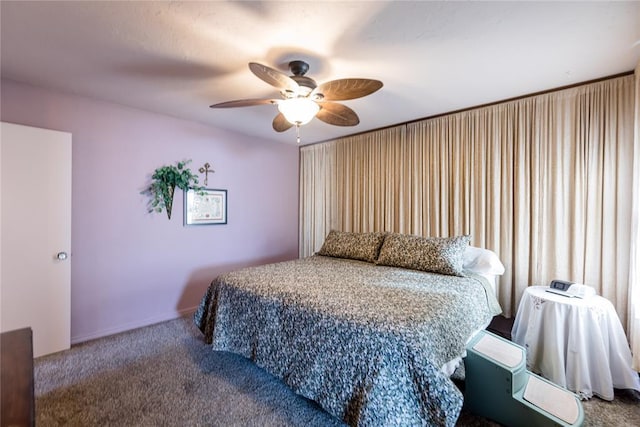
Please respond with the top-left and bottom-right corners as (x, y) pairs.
(511, 286), (640, 400)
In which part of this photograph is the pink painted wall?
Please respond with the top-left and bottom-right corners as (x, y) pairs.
(1, 79), (300, 343)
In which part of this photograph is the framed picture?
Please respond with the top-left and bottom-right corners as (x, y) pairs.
(184, 188), (227, 225)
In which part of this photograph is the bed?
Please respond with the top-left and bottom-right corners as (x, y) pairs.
(194, 231), (503, 426)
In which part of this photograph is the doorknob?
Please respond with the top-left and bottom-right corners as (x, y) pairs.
(56, 252), (68, 260)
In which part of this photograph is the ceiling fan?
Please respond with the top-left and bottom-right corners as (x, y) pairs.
(210, 60), (383, 142)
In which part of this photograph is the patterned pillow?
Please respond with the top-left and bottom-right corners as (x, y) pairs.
(376, 233), (471, 276)
(317, 230), (387, 263)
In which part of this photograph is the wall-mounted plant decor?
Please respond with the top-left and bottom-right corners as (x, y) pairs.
(143, 159), (204, 219)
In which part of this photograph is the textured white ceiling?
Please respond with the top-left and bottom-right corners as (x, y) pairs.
(1, 1), (639, 145)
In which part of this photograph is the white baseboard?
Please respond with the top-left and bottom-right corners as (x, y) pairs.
(70, 305), (198, 344)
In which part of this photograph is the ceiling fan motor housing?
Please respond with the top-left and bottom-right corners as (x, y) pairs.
(290, 76), (317, 96)
(288, 60), (309, 76)
(285, 61), (318, 97)
(287, 61), (317, 95)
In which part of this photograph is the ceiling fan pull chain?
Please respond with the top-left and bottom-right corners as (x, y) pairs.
(296, 123), (301, 144)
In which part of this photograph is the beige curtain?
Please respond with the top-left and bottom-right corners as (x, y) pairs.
(631, 64), (640, 370)
(299, 125), (407, 258)
(299, 141), (338, 257)
(300, 75), (636, 326)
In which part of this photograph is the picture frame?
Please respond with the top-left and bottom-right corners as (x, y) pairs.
(184, 188), (227, 225)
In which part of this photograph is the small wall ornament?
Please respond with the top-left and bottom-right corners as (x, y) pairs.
(143, 159), (204, 219)
(198, 162), (215, 186)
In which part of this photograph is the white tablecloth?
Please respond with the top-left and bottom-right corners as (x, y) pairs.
(511, 286), (640, 400)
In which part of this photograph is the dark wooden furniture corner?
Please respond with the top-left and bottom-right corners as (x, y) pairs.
(486, 315), (514, 341)
(1, 328), (35, 427)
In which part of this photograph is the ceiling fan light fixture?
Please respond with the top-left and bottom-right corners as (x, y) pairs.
(277, 97), (320, 125)
(211, 60), (382, 140)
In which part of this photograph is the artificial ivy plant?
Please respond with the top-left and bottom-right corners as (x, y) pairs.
(143, 159), (204, 219)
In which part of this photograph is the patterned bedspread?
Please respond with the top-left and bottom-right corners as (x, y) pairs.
(194, 255), (501, 426)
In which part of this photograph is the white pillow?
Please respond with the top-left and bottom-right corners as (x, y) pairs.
(463, 246), (505, 275)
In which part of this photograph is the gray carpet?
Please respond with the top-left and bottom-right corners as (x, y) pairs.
(35, 316), (640, 426)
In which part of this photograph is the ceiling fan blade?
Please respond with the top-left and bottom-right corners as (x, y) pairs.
(313, 79), (383, 101)
(316, 102), (360, 126)
(209, 98), (278, 108)
(249, 62), (299, 92)
(273, 113), (294, 132)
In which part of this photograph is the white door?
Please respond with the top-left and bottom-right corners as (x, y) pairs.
(0, 121), (72, 357)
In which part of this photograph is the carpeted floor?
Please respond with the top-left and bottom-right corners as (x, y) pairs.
(35, 316), (640, 426)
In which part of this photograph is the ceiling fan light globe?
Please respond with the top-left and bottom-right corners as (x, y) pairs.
(277, 98), (320, 125)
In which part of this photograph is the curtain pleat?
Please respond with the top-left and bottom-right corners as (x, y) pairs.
(299, 75), (636, 331)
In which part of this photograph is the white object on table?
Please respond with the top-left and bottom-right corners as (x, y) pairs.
(511, 285), (640, 400)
